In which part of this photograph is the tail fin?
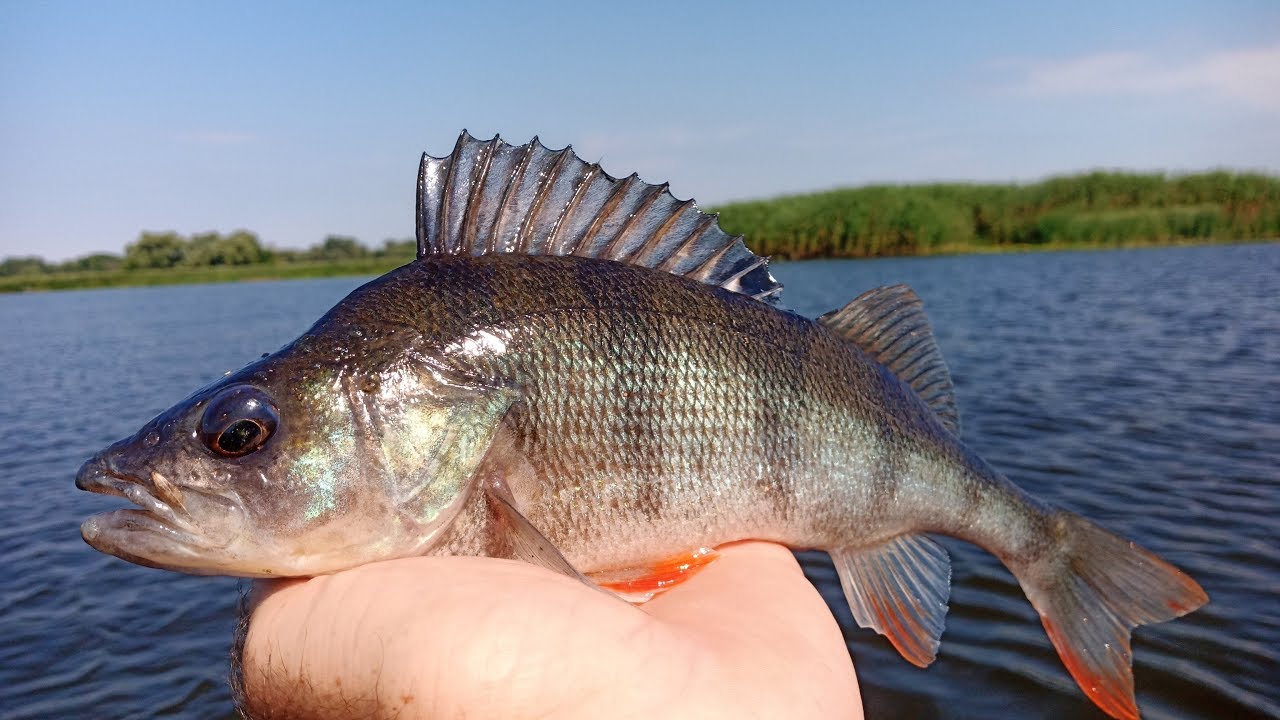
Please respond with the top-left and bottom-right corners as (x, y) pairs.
(1014, 512), (1207, 720)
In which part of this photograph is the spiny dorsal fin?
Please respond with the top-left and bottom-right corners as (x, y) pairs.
(819, 285), (959, 434)
(416, 131), (784, 305)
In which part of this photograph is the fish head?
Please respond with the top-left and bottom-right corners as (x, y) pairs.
(77, 334), (514, 577)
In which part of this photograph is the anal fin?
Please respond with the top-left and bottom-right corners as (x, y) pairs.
(832, 534), (951, 667)
(589, 547), (721, 603)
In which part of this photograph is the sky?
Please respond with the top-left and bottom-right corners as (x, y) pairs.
(2, 1), (1278, 261)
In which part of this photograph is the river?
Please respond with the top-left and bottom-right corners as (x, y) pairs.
(1, 243), (1276, 718)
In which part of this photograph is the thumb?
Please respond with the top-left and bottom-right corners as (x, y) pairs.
(234, 545), (861, 720)
(234, 556), (661, 719)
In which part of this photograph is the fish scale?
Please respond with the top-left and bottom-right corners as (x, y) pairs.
(378, 253), (951, 567)
(76, 133), (1207, 720)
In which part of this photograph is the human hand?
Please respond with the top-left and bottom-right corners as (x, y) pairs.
(236, 541), (863, 719)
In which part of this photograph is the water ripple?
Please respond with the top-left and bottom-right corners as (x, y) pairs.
(2, 247), (1277, 717)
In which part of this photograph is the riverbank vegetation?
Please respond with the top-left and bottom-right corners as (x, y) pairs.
(0, 234), (416, 293)
(713, 170), (1280, 258)
(3, 171), (1277, 292)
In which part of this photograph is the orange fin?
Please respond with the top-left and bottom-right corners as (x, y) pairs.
(831, 534), (952, 668)
(590, 548), (720, 602)
(1019, 513), (1208, 720)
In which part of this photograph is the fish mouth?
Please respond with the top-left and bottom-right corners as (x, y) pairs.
(76, 461), (241, 573)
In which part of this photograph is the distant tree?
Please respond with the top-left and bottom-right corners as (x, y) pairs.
(125, 231), (186, 269)
(309, 235), (367, 261)
(59, 253), (123, 273)
(183, 232), (221, 267)
(375, 238), (416, 260)
(184, 230), (272, 266)
(0, 256), (50, 276)
(273, 248), (306, 264)
(223, 230), (273, 264)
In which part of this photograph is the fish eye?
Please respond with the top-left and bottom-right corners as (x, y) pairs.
(200, 385), (279, 458)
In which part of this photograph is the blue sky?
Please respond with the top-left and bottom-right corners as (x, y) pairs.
(3, 1), (1278, 261)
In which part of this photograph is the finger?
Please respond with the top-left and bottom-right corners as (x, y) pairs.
(238, 556), (679, 719)
(644, 542), (863, 719)
(238, 549), (861, 720)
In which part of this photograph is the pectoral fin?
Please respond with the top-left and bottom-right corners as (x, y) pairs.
(481, 479), (719, 603)
(481, 474), (591, 583)
(474, 424), (719, 603)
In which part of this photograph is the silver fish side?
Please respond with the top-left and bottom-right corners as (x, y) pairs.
(76, 132), (1207, 720)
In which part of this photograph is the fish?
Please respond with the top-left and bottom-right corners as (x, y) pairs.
(76, 132), (1207, 719)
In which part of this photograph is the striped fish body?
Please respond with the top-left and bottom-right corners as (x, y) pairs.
(77, 133), (1207, 720)
(336, 252), (963, 571)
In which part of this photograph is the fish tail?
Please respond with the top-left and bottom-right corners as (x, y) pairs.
(1010, 511), (1207, 720)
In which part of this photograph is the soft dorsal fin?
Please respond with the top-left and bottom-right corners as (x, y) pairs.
(416, 131), (784, 305)
(819, 285), (959, 434)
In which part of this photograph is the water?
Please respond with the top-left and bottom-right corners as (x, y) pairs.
(1, 244), (1276, 719)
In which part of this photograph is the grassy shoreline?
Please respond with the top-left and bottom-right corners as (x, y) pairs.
(0, 258), (407, 294)
(2, 237), (1273, 294)
(7, 170), (1278, 294)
